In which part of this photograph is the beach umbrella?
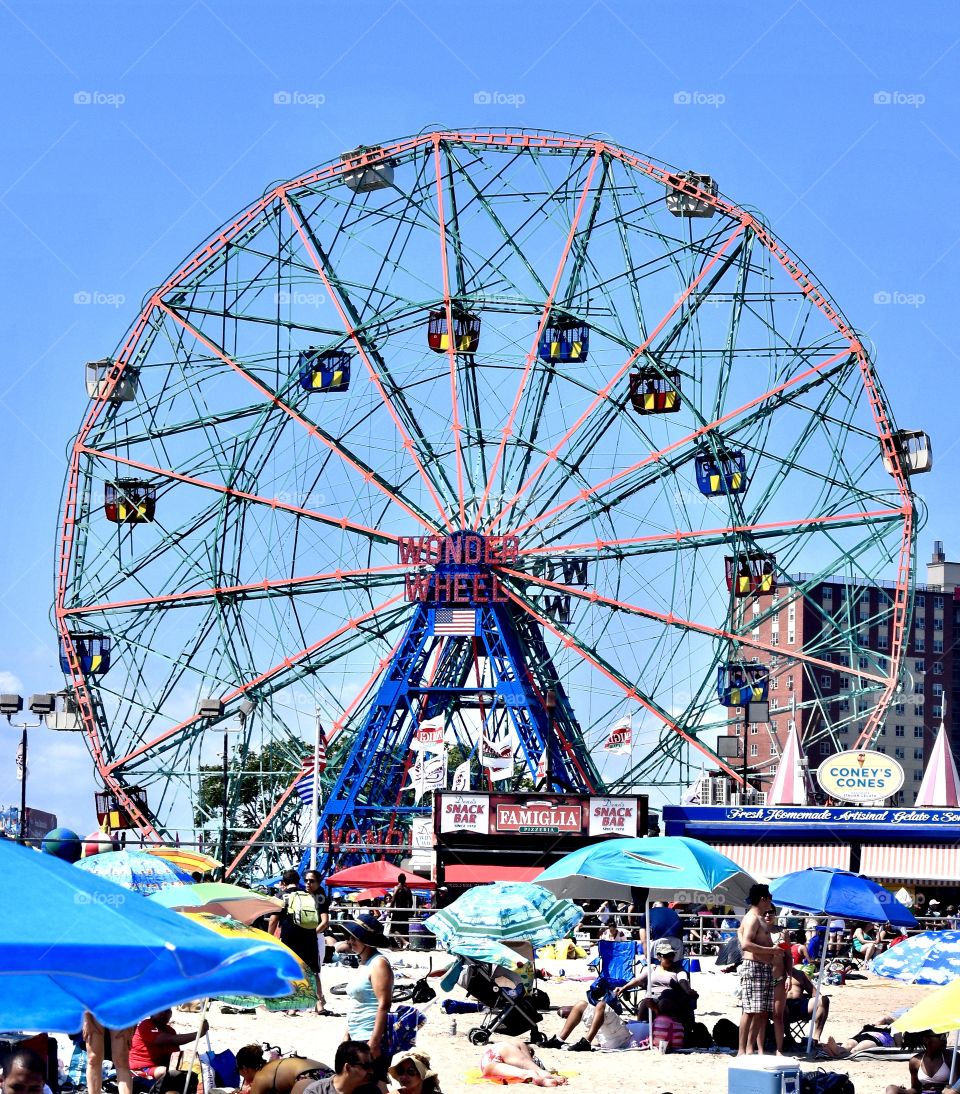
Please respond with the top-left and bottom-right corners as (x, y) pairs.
(0, 838), (301, 1031)
(183, 913), (317, 1010)
(869, 930), (960, 986)
(149, 881), (282, 924)
(892, 976), (960, 1034)
(75, 849), (193, 893)
(769, 867), (917, 929)
(424, 882), (582, 949)
(769, 867), (918, 1053)
(535, 836), (755, 905)
(326, 859), (435, 890)
(347, 887), (389, 903)
(147, 847), (222, 874)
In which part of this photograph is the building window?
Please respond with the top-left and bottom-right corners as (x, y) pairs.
(786, 676), (794, 690)
(895, 725), (905, 737)
(750, 744), (759, 757)
(879, 725), (887, 736)
(839, 654), (850, 667)
(823, 587), (833, 599)
(914, 682), (924, 694)
(895, 703), (905, 714)
(819, 741), (830, 756)
(935, 596), (944, 609)
(859, 656), (870, 670)
(915, 705), (924, 717)
(934, 662), (943, 675)
(916, 594), (925, 608)
(895, 747), (905, 759)
(915, 637), (925, 651)
(750, 724), (759, 735)
(934, 639), (944, 653)
(878, 635), (889, 649)
(787, 632), (795, 645)
(839, 724), (849, 734)
(838, 699), (850, 712)
(915, 748), (925, 761)
(840, 676), (850, 689)
(914, 770), (923, 782)
(915, 660), (925, 674)
(771, 677), (779, 689)
(772, 632), (779, 645)
(933, 683), (944, 697)
(933, 705), (943, 717)
(935, 618), (944, 631)
(821, 675), (832, 687)
(914, 723), (924, 735)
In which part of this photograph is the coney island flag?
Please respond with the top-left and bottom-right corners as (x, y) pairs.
(294, 755), (317, 805)
(603, 718), (632, 754)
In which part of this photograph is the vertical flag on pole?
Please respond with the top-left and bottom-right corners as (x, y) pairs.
(452, 759), (471, 792)
(15, 740), (25, 782)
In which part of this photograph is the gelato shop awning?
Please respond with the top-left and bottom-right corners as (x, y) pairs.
(860, 843), (960, 883)
(709, 842), (850, 880)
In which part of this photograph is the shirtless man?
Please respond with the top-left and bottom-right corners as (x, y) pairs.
(737, 883), (781, 1055)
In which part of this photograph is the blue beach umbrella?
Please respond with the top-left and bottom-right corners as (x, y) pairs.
(769, 867), (917, 928)
(769, 867), (917, 1053)
(535, 836), (755, 904)
(424, 882), (582, 948)
(76, 849), (193, 894)
(0, 839), (301, 1031)
(869, 931), (960, 985)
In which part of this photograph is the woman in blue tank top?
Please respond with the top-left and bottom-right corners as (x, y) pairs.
(342, 912), (394, 1087)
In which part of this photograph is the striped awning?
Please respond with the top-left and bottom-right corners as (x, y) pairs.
(708, 843), (850, 880)
(860, 843), (960, 883)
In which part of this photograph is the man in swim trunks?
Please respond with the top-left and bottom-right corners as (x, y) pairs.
(737, 883), (781, 1056)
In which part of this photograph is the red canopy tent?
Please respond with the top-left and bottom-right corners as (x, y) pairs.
(325, 859), (435, 890)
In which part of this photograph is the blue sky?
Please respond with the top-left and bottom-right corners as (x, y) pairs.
(1, 0), (957, 834)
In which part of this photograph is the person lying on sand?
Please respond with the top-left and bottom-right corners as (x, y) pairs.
(478, 1041), (567, 1086)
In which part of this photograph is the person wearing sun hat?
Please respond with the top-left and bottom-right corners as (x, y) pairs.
(387, 1049), (442, 1094)
(341, 911), (395, 1087)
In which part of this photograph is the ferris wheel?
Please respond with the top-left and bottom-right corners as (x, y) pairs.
(56, 129), (921, 876)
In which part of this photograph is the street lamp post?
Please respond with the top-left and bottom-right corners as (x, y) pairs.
(0, 692), (60, 843)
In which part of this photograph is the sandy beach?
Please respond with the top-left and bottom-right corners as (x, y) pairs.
(169, 954), (932, 1094)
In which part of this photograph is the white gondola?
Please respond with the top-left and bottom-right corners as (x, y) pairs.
(46, 691), (82, 731)
(85, 359), (138, 402)
(341, 146), (394, 193)
(665, 171), (718, 218)
(882, 429), (933, 475)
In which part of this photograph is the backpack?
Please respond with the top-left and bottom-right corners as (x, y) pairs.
(712, 1018), (739, 1050)
(286, 891), (319, 929)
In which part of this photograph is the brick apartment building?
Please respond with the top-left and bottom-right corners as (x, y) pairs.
(720, 541), (960, 805)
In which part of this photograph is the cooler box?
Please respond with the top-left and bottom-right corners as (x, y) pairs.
(728, 1056), (801, 1094)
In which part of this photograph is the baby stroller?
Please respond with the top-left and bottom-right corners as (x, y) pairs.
(456, 953), (549, 1046)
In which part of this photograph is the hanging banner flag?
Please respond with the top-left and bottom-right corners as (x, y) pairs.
(603, 718), (632, 754)
(409, 751), (447, 801)
(410, 816), (433, 850)
(15, 740), (26, 782)
(681, 774), (706, 805)
(481, 735), (513, 771)
(535, 751), (546, 783)
(452, 759), (471, 792)
(411, 721), (445, 751)
(294, 755), (316, 805)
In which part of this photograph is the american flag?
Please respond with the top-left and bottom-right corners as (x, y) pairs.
(294, 737), (327, 805)
(433, 608), (477, 636)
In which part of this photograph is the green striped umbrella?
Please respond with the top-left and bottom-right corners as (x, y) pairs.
(424, 882), (582, 950)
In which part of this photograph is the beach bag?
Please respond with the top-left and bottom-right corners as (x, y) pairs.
(286, 891), (319, 929)
(712, 1018), (739, 1050)
(198, 1039), (239, 1089)
(800, 1070), (854, 1094)
(66, 1043), (88, 1087)
(652, 1015), (685, 1050)
(687, 1022), (713, 1049)
(385, 1005), (427, 1056)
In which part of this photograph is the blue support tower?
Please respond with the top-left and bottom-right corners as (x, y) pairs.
(302, 530), (602, 874)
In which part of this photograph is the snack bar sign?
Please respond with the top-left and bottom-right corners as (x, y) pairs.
(588, 796), (640, 836)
